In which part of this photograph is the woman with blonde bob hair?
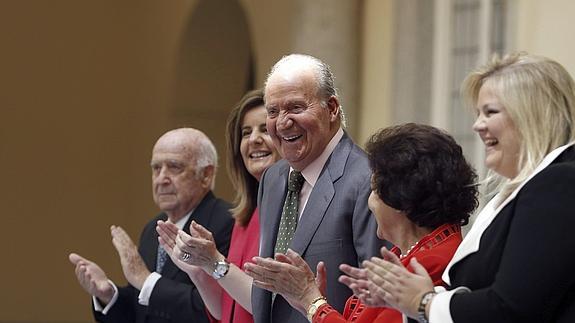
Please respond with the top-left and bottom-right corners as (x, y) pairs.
(351, 53), (575, 322)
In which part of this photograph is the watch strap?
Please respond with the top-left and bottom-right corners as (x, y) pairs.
(306, 296), (327, 322)
(417, 291), (436, 323)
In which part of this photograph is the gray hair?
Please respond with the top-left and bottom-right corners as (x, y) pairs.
(265, 54), (346, 126)
(192, 131), (218, 190)
(158, 128), (218, 190)
(194, 133), (218, 170)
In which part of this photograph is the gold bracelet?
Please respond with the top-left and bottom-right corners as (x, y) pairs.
(306, 296), (328, 322)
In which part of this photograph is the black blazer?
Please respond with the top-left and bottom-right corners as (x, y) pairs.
(93, 191), (234, 323)
(447, 146), (575, 322)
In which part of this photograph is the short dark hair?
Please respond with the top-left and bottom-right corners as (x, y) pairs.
(366, 123), (478, 228)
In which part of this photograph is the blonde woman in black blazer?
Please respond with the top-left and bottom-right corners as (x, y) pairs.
(352, 53), (575, 323)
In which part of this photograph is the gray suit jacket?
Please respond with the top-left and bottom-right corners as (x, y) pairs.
(253, 133), (387, 323)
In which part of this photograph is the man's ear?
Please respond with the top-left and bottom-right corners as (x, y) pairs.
(326, 95), (340, 122)
(200, 165), (215, 189)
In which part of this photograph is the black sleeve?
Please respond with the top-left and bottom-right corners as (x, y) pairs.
(148, 276), (209, 322)
(210, 200), (234, 258)
(450, 163), (575, 322)
(147, 200), (233, 323)
(92, 285), (137, 323)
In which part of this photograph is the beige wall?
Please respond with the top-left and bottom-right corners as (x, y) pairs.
(4, 0), (575, 321)
(240, 0), (299, 85)
(357, 0), (395, 146)
(0, 1), (364, 321)
(512, 0), (575, 75)
(0, 0), (250, 321)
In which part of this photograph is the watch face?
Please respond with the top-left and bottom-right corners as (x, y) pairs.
(213, 260), (229, 279)
(215, 262), (228, 275)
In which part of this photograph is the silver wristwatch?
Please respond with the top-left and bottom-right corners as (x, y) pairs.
(211, 259), (230, 280)
(417, 291), (436, 323)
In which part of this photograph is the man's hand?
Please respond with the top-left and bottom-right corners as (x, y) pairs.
(244, 249), (324, 315)
(110, 225), (150, 290)
(69, 253), (115, 304)
(362, 247), (434, 319)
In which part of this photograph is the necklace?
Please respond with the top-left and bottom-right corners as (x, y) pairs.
(400, 241), (419, 259)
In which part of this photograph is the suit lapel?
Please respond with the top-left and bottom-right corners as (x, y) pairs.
(291, 172), (335, 254)
(291, 134), (351, 255)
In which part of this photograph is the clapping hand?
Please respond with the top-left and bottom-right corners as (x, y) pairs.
(69, 253), (115, 304)
(157, 220), (222, 276)
(110, 225), (150, 290)
(244, 249), (325, 315)
(156, 220), (204, 277)
(339, 262), (387, 307)
(362, 247), (434, 318)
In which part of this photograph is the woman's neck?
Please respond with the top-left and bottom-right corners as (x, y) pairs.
(397, 223), (433, 257)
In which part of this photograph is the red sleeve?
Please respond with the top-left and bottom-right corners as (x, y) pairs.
(313, 298), (401, 323)
(406, 233), (462, 286)
(313, 302), (348, 323)
(314, 232), (461, 323)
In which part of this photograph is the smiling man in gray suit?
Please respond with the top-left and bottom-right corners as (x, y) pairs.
(248, 54), (386, 323)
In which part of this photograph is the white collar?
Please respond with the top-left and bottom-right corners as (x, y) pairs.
(294, 128), (344, 187)
(170, 210), (193, 230)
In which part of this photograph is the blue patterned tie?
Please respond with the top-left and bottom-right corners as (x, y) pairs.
(156, 245), (168, 273)
(274, 171), (305, 254)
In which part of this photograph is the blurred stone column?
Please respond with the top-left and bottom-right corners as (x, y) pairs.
(291, 0), (361, 138)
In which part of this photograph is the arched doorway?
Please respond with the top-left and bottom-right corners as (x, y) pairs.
(172, 0), (254, 201)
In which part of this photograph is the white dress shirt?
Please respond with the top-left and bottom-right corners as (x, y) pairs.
(295, 127), (344, 218)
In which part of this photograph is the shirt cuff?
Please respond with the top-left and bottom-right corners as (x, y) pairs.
(138, 272), (161, 306)
(93, 280), (119, 315)
(428, 286), (470, 323)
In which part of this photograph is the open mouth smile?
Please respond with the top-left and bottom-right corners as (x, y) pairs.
(282, 134), (303, 142)
(249, 151), (272, 159)
(484, 138), (498, 147)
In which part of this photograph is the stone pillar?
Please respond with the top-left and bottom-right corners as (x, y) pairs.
(291, 0), (361, 138)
